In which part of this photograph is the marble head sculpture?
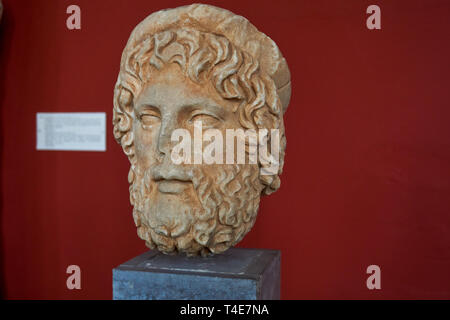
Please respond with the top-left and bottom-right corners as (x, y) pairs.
(113, 4), (291, 256)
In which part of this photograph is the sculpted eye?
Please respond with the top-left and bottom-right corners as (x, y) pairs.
(189, 113), (221, 128)
(140, 112), (160, 129)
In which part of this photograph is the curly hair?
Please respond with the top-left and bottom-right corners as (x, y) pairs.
(113, 28), (286, 195)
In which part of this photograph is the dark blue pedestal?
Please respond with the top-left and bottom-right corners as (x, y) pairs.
(113, 248), (280, 300)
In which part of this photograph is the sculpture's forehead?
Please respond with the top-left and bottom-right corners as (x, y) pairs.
(123, 4), (291, 113)
(134, 64), (233, 113)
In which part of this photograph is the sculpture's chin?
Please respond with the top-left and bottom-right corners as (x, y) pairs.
(131, 164), (263, 256)
(145, 191), (196, 235)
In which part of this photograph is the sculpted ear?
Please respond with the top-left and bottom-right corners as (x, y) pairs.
(113, 87), (134, 143)
(254, 108), (278, 130)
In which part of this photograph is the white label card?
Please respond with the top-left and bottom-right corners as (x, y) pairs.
(36, 112), (106, 151)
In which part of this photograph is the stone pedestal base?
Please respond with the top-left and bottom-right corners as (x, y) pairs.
(113, 248), (280, 300)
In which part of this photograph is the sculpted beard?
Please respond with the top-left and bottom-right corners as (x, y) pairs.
(129, 163), (263, 256)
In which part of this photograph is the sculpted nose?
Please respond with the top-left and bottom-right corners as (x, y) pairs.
(157, 115), (176, 156)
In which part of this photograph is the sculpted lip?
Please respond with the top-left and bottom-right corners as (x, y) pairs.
(156, 179), (191, 194)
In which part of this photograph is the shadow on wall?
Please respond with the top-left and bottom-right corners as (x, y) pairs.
(0, 0), (65, 299)
(0, 0), (10, 299)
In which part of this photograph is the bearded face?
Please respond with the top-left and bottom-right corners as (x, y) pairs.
(113, 16), (290, 256)
(129, 64), (264, 256)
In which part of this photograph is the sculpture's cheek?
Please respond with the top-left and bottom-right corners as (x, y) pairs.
(133, 122), (160, 168)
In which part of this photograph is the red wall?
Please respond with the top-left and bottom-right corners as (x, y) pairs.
(1, 0), (449, 299)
